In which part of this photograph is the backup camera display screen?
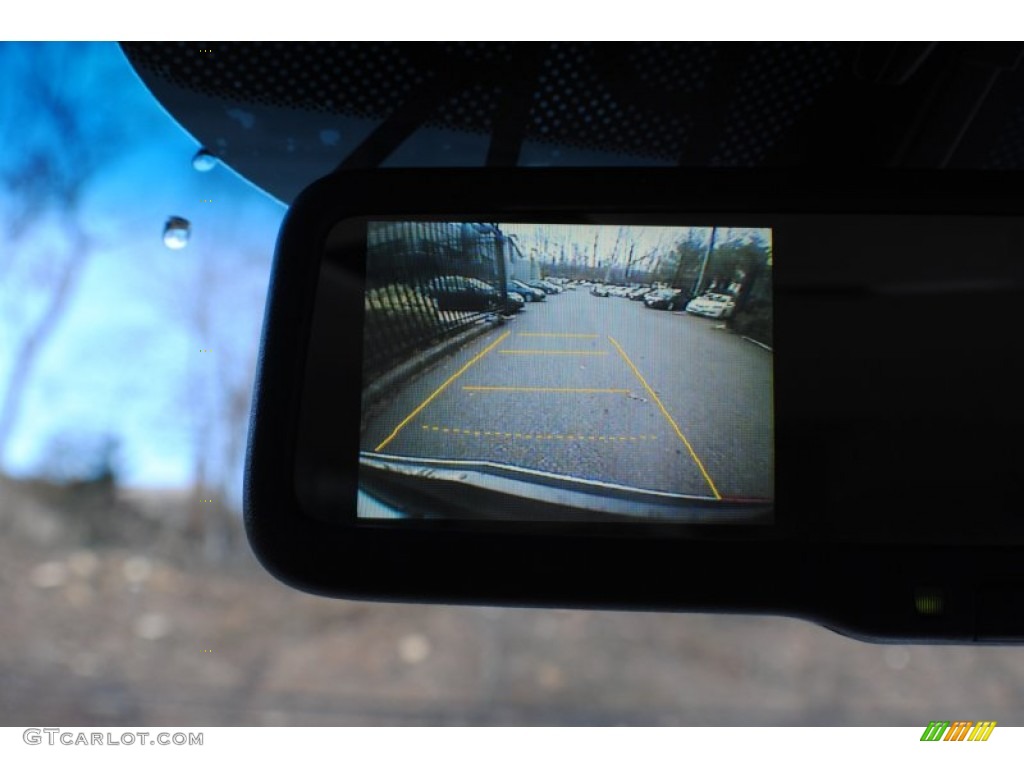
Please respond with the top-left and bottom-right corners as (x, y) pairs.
(356, 221), (774, 523)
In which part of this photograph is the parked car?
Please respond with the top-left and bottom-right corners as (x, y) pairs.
(511, 279), (546, 301)
(643, 288), (686, 310)
(685, 293), (736, 318)
(628, 287), (653, 300)
(423, 275), (501, 312)
(498, 281), (530, 302)
(528, 280), (561, 294)
(590, 284), (610, 297)
(503, 290), (526, 314)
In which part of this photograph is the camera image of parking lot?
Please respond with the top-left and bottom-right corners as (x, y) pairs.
(359, 221), (773, 517)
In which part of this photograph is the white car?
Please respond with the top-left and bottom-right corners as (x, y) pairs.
(685, 293), (736, 318)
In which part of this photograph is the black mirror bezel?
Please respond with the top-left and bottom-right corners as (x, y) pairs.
(246, 167), (1024, 643)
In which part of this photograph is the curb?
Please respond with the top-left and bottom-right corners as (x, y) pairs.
(741, 335), (773, 352)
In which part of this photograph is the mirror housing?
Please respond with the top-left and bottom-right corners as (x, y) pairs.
(246, 167), (1024, 642)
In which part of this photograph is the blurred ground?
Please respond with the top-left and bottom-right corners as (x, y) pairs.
(2, 473), (1023, 726)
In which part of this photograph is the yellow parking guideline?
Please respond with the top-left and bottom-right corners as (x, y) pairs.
(374, 331), (510, 452)
(607, 335), (722, 500)
(417, 425), (658, 442)
(463, 386), (630, 393)
(499, 350), (608, 355)
(517, 332), (600, 338)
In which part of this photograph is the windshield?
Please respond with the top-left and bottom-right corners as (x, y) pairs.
(4, 40), (1023, 729)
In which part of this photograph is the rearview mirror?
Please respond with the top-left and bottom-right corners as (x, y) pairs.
(245, 167), (1024, 643)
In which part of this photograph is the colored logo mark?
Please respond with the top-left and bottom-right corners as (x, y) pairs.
(920, 721), (996, 741)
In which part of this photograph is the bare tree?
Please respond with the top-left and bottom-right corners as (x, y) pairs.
(0, 44), (131, 463)
(189, 249), (267, 559)
(136, 199), (274, 556)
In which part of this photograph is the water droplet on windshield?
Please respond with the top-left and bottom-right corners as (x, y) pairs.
(191, 148), (218, 172)
(319, 129), (340, 146)
(163, 216), (192, 250)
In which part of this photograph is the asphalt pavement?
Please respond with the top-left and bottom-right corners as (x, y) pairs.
(361, 290), (773, 502)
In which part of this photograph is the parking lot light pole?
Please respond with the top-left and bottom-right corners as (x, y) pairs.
(693, 226), (717, 298)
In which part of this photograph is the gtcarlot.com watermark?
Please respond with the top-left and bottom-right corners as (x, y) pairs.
(23, 728), (203, 746)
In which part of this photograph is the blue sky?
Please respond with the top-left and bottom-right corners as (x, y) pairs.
(0, 42), (285, 496)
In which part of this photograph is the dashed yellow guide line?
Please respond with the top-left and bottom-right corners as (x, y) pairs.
(374, 331), (510, 451)
(498, 350), (608, 355)
(420, 425), (658, 442)
(517, 332), (600, 338)
(607, 335), (722, 500)
(463, 386), (631, 393)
